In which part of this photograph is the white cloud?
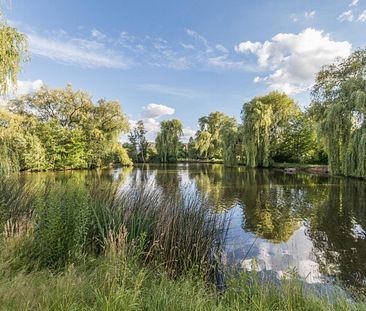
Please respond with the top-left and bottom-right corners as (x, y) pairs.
(138, 84), (203, 98)
(235, 41), (262, 53)
(125, 103), (178, 142)
(0, 79), (43, 109)
(181, 43), (195, 50)
(27, 32), (130, 69)
(253, 76), (261, 83)
(350, 0), (359, 7)
(141, 103), (175, 119)
(358, 10), (366, 21)
(185, 28), (212, 52)
(338, 10), (354, 22)
(305, 11), (316, 18)
(215, 44), (228, 53)
(13, 21), (253, 73)
(91, 28), (106, 40)
(16, 79), (44, 96)
(181, 127), (196, 143)
(237, 28), (352, 94)
(182, 127), (196, 137)
(206, 55), (254, 71)
(140, 117), (160, 132)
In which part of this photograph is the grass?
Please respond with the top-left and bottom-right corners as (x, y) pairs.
(0, 174), (365, 310)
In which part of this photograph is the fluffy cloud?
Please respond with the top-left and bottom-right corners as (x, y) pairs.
(234, 41), (262, 54)
(338, 10), (354, 22)
(350, 0), (359, 7)
(141, 103), (175, 119)
(236, 28), (351, 94)
(123, 103), (177, 142)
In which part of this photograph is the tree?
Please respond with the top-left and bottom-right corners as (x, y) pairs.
(195, 130), (211, 159)
(197, 111), (229, 159)
(155, 119), (183, 163)
(0, 15), (29, 95)
(7, 85), (132, 170)
(310, 48), (366, 177)
(274, 113), (327, 164)
(0, 110), (47, 172)
(128, 120), (148, 163)
(187, 137), (198, 159)
(220, 117), (240, 167)
(242, 92), (300, 167)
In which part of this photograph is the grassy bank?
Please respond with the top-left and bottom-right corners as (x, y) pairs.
(0, 175), (364, 310)
(1, 250), (364, 311)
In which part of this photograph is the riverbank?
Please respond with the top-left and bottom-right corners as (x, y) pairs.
(1, 252), (363, 311)
(1, 174), (365, 310)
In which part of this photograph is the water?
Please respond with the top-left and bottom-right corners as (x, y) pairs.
(14, 163), (366, 292)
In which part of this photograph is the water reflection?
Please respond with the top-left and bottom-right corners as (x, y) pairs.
(14, 164), (366, 291)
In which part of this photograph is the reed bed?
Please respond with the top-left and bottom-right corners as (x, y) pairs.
(0, 175), (365, 310)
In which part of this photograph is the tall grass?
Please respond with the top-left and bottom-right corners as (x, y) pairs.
(0, 175), (365, 310)
(1, 176), (226, 277)
(90, 183), (227, 277)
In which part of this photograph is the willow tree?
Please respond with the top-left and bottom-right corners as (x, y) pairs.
(9, 85), (132, 169)
(196, 111), (229, 159)
(155, 119), (183, 163)
(194, 130), (211, 159)
(311, 49), (366, 178)
(0, 13), (29, 174)
(241, 92), (299, 167)
(220, 117), (240, 167)
(0, 15), (29, 95)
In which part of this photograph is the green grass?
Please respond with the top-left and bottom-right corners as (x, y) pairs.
(0, 175), (365, 310)
(0, 251), (364, 311)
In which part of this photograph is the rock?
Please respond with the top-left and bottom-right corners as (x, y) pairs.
(284, 168), (297, 173)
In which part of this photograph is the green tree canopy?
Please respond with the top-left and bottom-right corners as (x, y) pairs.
(128, 120), (148, 163)
(2, 85), (132, 170)
(310, 48), (366, 177)
(195, 111), (230, 159)
(156, 119), (183, 163)
(241, 92), (300, 167)
(0, 15), (29, 95)
(220, 117), (240, 167)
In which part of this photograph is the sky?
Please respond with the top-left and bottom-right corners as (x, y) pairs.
(3, 0), (366, 141)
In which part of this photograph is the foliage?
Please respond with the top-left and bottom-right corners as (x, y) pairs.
(128, 120), (148, 163)
(274, 113), (328, 164)
(311, 48), (366, 177)
(0, 17), (29, 95)
(0, 85), (132, 171)
(155, 119), (183, 163)
(0, 240), (364, 311)
(195, 112), (230, 159)
(242, 92), (300, 167)
(220, 117), (240, 167)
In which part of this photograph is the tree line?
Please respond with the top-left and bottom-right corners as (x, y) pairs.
(1, 14), (366, 178)
(127, 48), (366, 179)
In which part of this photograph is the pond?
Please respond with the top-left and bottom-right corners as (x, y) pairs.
(14, 163), (366, 292)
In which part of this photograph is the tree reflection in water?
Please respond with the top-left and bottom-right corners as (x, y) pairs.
(12, 164), (366, 291)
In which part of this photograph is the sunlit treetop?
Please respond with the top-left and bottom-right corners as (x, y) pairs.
(0, 10), (29, 95)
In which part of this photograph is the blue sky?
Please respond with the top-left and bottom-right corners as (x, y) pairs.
(4, 0), (366, 140)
